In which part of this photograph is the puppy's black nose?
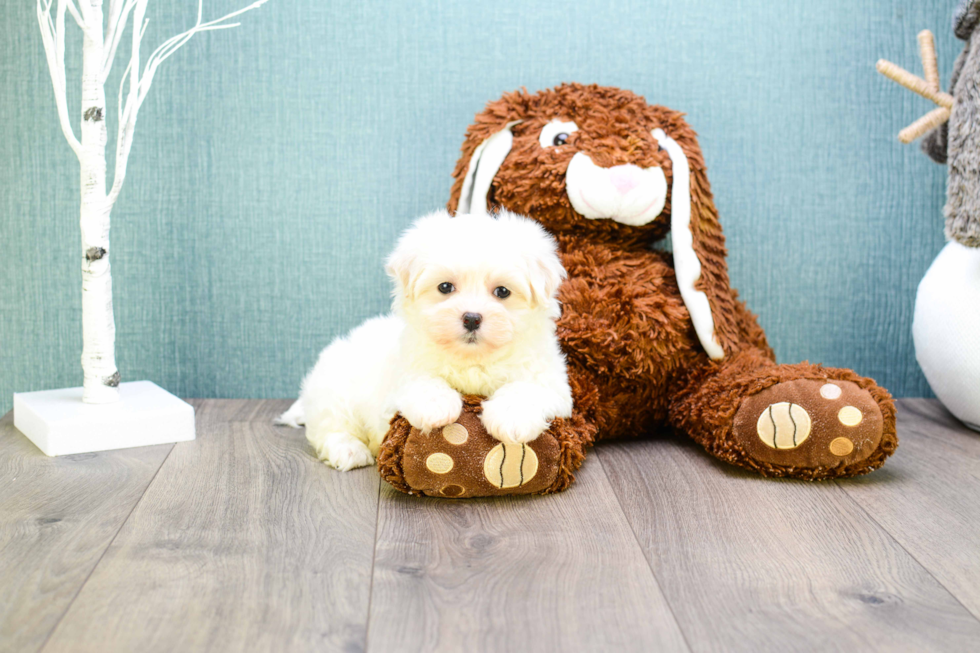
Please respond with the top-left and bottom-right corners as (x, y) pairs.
(462, 312), (482, 332)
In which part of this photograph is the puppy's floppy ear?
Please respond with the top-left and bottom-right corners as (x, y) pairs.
(386, 211), (447, 301)
(529, 248), (566, 306)
(499, 210), (566, 305)
(652, 123), (738, 360)
(384, 242), (416, 303)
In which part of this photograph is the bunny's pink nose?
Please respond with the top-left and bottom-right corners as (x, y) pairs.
(608, 164), (642, 195)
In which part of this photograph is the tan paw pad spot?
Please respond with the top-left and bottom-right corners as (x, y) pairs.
(484, 443), (538, 489)
(838, 406), (863, 426)
(756, 402), (812, 449)
(440, 484), (464, 497)
(425, 452), (454, 474)
(829, 437), (854, 456)
(442, 423), (468, 445)
(820, 383), (842, 400)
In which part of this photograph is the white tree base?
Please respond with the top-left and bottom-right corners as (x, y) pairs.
(13, 381), (195, 456)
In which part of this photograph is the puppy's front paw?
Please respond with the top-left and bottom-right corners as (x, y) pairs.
(481, 395), (550, 444)
(312, 433), (376, 471)
(399, 389), (463, 433)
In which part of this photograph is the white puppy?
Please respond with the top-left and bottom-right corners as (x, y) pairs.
(277, 209), (573, 471)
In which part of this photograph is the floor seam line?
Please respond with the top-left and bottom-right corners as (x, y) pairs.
(36, 443), (176, 653)
(833, 477), (980, 623)
(362, 473), (383, 653)
(594, 447), (696, 653)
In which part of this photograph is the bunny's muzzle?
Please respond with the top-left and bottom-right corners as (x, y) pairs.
(565, 153), (668, 226)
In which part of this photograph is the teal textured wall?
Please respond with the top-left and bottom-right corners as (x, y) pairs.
(0, 0), (959, 413)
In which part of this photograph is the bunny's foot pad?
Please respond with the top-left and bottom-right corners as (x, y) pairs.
(732, 379), (888, 476)
(378, 396), (588, 498)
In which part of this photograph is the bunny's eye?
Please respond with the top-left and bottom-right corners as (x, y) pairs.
(539, 119), (578, 148)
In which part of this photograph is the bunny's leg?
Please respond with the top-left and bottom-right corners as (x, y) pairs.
(377, 365), (599, 497)
(668, 350), (897, 479)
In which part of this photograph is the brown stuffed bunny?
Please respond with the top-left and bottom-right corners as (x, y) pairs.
(378, 84), (897, 497)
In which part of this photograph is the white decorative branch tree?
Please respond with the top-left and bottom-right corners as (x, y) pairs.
(36, 0), (268, 404)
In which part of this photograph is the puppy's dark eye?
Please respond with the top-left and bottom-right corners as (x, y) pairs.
(552, 133), (569, 146)
(438, 282), (455, 294)
(493, 286), (511, 299)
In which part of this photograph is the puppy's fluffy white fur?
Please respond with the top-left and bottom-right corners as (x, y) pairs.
(277, 209), (573, 471)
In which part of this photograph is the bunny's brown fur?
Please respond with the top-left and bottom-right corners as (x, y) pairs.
(379, 84), (896, 495)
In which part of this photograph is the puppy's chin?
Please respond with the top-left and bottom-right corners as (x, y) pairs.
(431, 327), (513, 360)
(447, 332), (506, 359)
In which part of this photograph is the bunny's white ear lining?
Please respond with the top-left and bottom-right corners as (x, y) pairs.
(456, 122), (724, 361)
(457, 121), (521, 215)
(652, 128), (725, 360)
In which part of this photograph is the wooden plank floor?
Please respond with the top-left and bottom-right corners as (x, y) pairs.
(2, 399), (979, 653)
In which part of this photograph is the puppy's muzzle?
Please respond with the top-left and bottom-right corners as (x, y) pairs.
(462, 312), (482, 332)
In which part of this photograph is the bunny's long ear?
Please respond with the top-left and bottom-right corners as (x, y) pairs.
(653, 128), (739, 360)
(455, 120), (521, 216)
